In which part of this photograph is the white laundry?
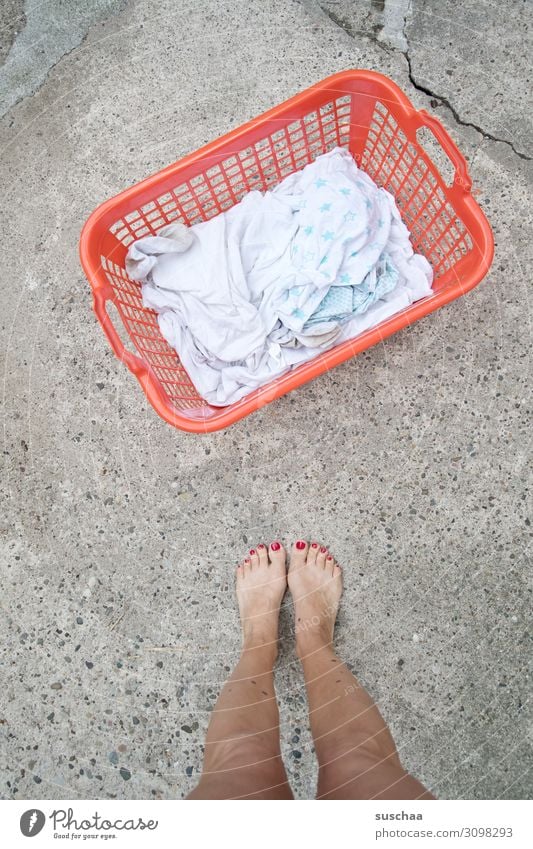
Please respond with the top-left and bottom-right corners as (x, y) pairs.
(126, 148), (433, 405)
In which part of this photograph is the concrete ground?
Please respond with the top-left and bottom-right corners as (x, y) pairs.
(0, 0), (531, 800)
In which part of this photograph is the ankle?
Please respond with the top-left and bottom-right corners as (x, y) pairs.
(242, 625), (279, 660)
(295, 628), (333, 660)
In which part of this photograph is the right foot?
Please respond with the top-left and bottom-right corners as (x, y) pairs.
(288, 540), (343, 656)
(236, 542), (287, 655)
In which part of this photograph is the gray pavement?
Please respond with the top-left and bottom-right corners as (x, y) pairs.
(0, 0), (531, 800)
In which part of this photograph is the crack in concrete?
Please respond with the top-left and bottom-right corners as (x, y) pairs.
(403, 53), (531, 161)
(316, 0), (531, 162)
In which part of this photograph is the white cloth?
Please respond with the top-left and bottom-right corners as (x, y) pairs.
(125, 222), (194, 281)
(126, 148), (433, 405)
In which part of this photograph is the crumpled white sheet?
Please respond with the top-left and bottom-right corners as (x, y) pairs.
(126, 147), (433, 405)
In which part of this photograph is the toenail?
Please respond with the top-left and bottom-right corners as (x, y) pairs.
(311, 542), (318, 548)
(327, 555), (333, 560)
(258, 544), (265, 549)
(271, 541), (281, 551)
(320, 546), (327, 553)
(249, 549), (256, 555)
(296, 540), (306, 550)
(244, 558), (250, 564)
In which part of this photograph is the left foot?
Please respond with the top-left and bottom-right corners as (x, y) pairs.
(236, 542), (287, 654)
(288, 540), (343, 657)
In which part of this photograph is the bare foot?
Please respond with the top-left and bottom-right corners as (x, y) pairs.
(288, 539), (342, 657)
(236, 542), (287, 656)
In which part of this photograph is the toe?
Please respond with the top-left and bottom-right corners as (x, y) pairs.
(326, 554), (336, 576)
(248, 547), (259, 569)
(243, 557), (252, 577)
(316, 545), (328, 568)
(236, 561), (244, 580)
(307, 542), (319, 565)
(256, 543), (269, 567)
(333, 564), (342, 581)
(291, 539), (309, 570)
(269, 541), (286, 569)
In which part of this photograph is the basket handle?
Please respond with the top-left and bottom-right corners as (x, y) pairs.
(93, 290), (148, 378)
(416, 109), (472, 192)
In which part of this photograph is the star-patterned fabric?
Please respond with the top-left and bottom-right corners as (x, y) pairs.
(276, 148), (413, 335)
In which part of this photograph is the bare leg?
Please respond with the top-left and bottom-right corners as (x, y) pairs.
(288, 540), (434, 801)
(188, 542), (293, 800)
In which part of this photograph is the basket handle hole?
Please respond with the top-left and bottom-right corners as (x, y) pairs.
(104, 300), (145, 365)
(416, 126), (456, 188)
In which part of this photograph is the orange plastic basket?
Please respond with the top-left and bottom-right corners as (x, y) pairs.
(80, 70), (493, 433)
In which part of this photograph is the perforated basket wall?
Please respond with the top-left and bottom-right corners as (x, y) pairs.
(361, 102), (473, 277)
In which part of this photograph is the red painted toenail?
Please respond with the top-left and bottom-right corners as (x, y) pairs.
(244, 558), (250, 564)
(271, 542), (281, 551)
(249, 549), (256, 555)
(311, 542), (318, 548)
(327, 555), (333, 560)
(320, 546), (327, 553)
(258, 544), (265, 549)
(296, 540), (306, 550)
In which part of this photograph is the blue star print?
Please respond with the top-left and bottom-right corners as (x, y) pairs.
(339, 187), (351, 196)
(315, 178), (327, 188)
(322, 231), (334, 241)
(320, 202), (332, 213)
(343, 211), (356, 222)
(340, 273), (351, 284)
(320, 255), (328, 266)
(304, 225), (314, 235)
(292, 307), (305, 319)
(365, 198), (372, 210)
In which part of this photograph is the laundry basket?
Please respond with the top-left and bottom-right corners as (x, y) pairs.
(79, 69), (493, 433)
